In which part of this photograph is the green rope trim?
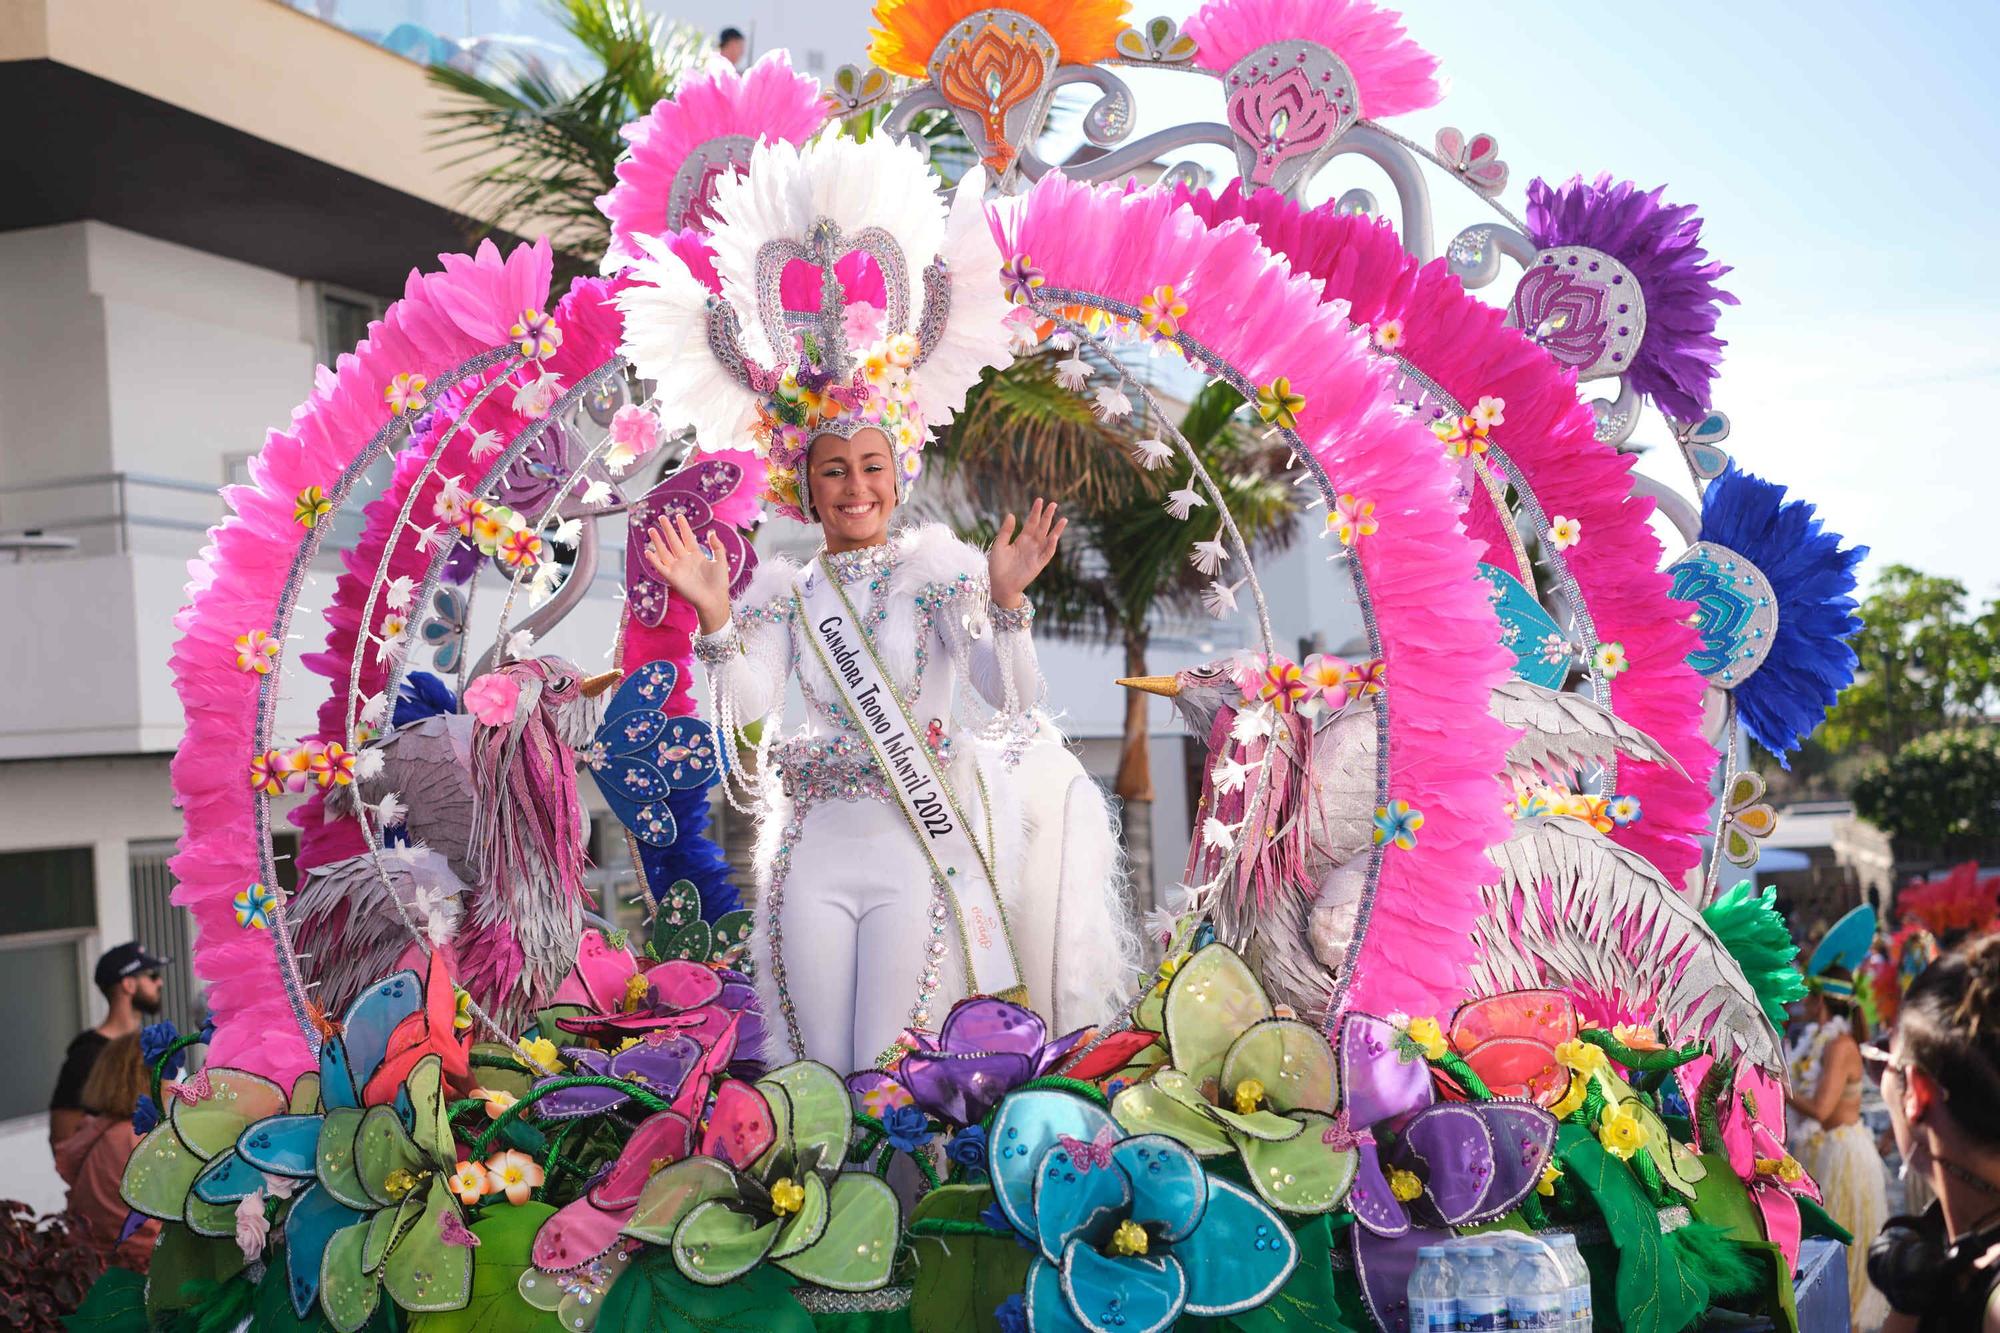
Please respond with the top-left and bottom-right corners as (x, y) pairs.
(907, 1217), (1008, 1239)
(472, 1076), (669, 1158)
(1429, 1049), (1493, 1101)
(1695, 1056), (1734, 1153)
(469, 1051), (534, 1074)
(849, 1113), (888, 1166)
(149, 1033), (208, 1110)
(1576, 1028), (1704, 1072)
(912, 1147), (941, 1192)
(1015, 1076), (1108, 1105)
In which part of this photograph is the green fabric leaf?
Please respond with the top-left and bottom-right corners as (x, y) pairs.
(1688, 1153), (1763, 1245)
(1238, 1112), (1357, 1215)
(172, 1069), (287, 1157)
(144, 1223), (246, 1318)
(320, 1106), (375, 1210)
(1722, 1238), (1800, 1333)
(357, 1106), (427, 1206)
(624, 1156), (741, 1245)
(534, 1006), (590, 1044)
(121, 1124), (206, 1220)
(185, 1187), (245, 1239)
(320, 1221), (383, 1333)
(293, 1072), (325, 1115)
(662, 920), (715, 963)
(1794, 1195), (1853, 1245)
(673, 1200), (782, 1285)
(383, 1179), (475, 1314)
(408, 1202), (565, 1333)
(755, 1061), (851, 1177)
(907, 1185), (1032, 1333)
(1111, 1075), (1234, 1157)
(770, 1172), (830, 1260)
(1164, 945), (1272, 1089)
(710, 912), (754, 964)
(597, 1246), (815, 1333)
(1554, 1124), (1707, 1333)
(772, 1172), (898, 1291)
(1224, 1215), (1356, 1333)
(251, 1256), (352, 1333)
(406, 1055), (452, 1164)
(1220, 1019), (1338, 1116)
(363, 1199), (410, 1276)
(62, 1267), (148, 1332)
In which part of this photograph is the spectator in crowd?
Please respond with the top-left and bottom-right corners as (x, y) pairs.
(1788, 962), (1892, 1330)
(716, 25), (746, 69)
(1869, 935), (2000, 1331)
(53, 1033), (160, 1272)
(49, 942), (167, 1150)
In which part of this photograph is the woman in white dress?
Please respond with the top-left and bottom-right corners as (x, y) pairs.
(617, 134), (1135, 1075)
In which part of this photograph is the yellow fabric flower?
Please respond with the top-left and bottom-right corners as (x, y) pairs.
(1597, 1105), (1648, 1161)
(770, 1177), (806, 1216)
(1536, 1161), (1563, 1197)
(1405, 1017), (1448, 1060)
(294, 486), (333, 529)
(1232, 1078), (1266, 1116)
(1109, 1219), (1150, 1256)
(623, 972), (651, 1013)
(1388, 1167), (1424, 1203)
(1554, 1038), (1607, 1075)
(519, 1037), (561, 1074)
(453, 989), (474, 1031)
(1548, 1074), (1588, 1122)
(1150, 954), (1182, 996)
(1757, 1155), (1805, 1184)
(1255, 377), (1307, 430)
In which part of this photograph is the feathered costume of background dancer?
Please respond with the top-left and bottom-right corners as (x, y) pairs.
(618, 134), (1136, 1075)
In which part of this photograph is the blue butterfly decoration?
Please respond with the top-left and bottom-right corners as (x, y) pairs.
(1672, 410), (1732, 481)
(586, 661), (720, 846)
(420, 585), (467, 673)
(1475, 563), (1572, 690)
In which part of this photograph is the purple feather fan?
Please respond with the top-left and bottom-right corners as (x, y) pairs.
(1525, 174), (1737, 422)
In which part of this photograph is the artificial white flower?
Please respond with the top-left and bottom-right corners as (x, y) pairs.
(1202, 816), (1237, 852)
(1092, 385), (1133, 420)
(358, 692), (388, 726)
(603, 441), (638, 474)
(1230, 704), (1274, 745)
(432, 476), (472, 527)
(413, 523), (447, 553)
(1190, 538), (1229, 576)
(578, 479), (614, 507)
(1201, 578), (1243, 618)
(1129, 437), (1174, 470)
(506, 628), (537, 659)
(351, 747), (386, 783)
(1164, 486), (1208, 520)
(1050, 330), (1079, 352)
(469, 428), (504, 461)
(1140, 904), (1183, 944)
(550, 517), (583, 545)
(374, 793), (408, 829)
(511, 371), (563, 417)
(1053, 356), (1092, 391)
(384, 575), (416, 611)
(1211, 755), (1251, 795)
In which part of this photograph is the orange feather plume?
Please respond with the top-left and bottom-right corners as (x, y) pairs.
(869, 0), (1132, 78)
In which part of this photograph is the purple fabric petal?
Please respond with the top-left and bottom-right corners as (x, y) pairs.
(1354, 1222), (1447, 1333)
(1467, 1101), (1558, 1221)
(532, 1082), (630, 1119)
(939, 998), (1047, 1057)
(609, 1033), (703, 1101)
(1339, 1014), (1434, 1129)
(1346, 1141), (1410, 1237)
(901, 1050), (1037, 1126)
(561, 1048), (612, 1078)
(1393, 1103), (1496, 1226)
(1033, 1027), (1091, 1077)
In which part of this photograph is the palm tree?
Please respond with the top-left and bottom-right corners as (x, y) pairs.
(931, 350), (1301, 906)
(428, 0), (709, 275)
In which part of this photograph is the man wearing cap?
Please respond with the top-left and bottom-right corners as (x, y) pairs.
(48, 942), (167, 1150)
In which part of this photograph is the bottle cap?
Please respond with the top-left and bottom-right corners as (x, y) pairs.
(1460, 1245), (1495, 1256)
(1417, 1246), (1449, 1258)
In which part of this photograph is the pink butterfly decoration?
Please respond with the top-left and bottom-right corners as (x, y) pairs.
(164, 1070), (212, 1105)
(437, 1209), (482, 1248)
(1056, 1126), (1119, 1172)
(1435, 127), (1509, 196)
(1320, 1109), (1374, 1152)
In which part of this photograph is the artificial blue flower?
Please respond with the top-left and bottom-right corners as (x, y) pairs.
(994, 1293), (1028, 1333)
(947, 1124), (988, 1173)
(981, 1200), (1036, 1251)
(988, 1088), (1300, 1333)
(131, 1094), (160, 1136)
(883, 1104), (934, 1153)
(139, 1020), (183, 1080)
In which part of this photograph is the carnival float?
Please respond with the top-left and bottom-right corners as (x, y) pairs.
(83, 0), (1874, 1329)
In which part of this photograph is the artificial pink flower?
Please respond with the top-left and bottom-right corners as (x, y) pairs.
(464, 673), (522, 728)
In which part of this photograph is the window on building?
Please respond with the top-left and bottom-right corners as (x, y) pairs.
(316, 284), (391, 371)
(0, 847), (95, 1122)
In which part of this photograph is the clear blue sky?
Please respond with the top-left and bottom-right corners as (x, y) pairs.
(1110, 0), (2000, 600)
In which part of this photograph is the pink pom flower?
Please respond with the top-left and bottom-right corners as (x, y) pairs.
(464, 673), (522, 728)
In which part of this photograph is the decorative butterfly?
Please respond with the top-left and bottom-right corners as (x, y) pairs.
(1476, 564), (1570, 690)
(436, 1209), (481, 1249)
(626, 462), (756, 628)
(1057, 1125), (1120, 1172)
(165, 1070), (213, 1106)
(1672, 411), (1732, 481)
(586, 662), (721, 847)
(1319, 1109), (1373, 1152)
(420, 586), (468, 674)
(1436, 127), (1509, 196)
(1719, 770), (1778, 865)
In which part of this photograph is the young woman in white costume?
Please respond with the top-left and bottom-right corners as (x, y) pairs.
(618, 134), (1136, 1074)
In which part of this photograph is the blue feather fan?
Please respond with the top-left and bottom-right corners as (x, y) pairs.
(638, 785), (740, 920)
(1698, 467), (1867, 764)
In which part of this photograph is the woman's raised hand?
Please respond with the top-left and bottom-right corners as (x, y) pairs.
(644, 513), (733, 633)
(989, 497), (1066, 609)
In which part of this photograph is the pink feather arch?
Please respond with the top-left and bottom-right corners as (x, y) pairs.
(1174, 184), (1717, 887)
(1182, 0), (1442, 119)
(992, 174), (1514, 1017)
(170, 239), (556, 1078)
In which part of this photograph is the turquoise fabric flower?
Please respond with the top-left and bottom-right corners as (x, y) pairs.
(988, 1089), (1298, 1333)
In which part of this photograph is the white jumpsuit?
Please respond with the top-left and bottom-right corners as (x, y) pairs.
(696, 524), (1060, 1074)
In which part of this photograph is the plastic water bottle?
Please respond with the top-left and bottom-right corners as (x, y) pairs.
(1456, 1244), (1508, 1332)
(1502, 1240), (1566, 1329)
(1407, 1245), (1458, 1333)
(1547, 1233), (1593, 1332)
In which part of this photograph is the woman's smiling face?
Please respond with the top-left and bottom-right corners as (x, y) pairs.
(807, 427), (897, 550)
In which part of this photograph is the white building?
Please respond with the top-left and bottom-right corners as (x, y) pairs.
(0, 0), (1360, 1210)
